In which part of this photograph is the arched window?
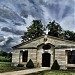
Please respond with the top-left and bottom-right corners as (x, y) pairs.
(42, 43), (51, 50)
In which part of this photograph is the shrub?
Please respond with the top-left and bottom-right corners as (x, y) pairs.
(17, 64), (24, 67)
(0, 56), (11, 62)
(51, 60), (60, 70)
(26, 59), (34, 68)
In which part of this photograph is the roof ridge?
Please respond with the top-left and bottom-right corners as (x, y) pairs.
(12, 35), (75, 49)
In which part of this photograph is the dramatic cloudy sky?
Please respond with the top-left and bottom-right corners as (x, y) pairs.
(0, 0), (74, 52)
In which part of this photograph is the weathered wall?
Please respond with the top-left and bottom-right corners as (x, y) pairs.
(55, 48), (66, 69)
(55, 48), (75, 69)
(28, 49), (37, 66)
(12, 49), (20, 66)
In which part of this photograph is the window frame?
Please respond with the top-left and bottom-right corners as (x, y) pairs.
(67, 50), (75, 64)
(22, 50), (28, 62)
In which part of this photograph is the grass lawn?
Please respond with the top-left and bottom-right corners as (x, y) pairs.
(26, 70), (75, 75)
(0, 62), (26, 73)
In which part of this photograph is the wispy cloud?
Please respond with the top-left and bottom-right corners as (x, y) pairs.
(0, 0), (74, 51)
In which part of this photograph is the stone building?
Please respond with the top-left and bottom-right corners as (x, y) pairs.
(12, 35), (75, 69)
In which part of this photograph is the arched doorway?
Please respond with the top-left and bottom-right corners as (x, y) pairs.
(42, 53), (50, 67)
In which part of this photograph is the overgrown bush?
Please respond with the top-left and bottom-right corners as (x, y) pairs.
(51, 60), (60, 70)
(17, 64), (24, 67)
(0, 56), (11, 62)
(26, 59), (34, 68)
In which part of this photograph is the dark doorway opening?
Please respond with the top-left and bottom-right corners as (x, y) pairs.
(22, 51), (28, 62)
(42, 53), (50, 67)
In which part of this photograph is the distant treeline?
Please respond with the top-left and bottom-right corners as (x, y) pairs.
(0, 51), (12, 62)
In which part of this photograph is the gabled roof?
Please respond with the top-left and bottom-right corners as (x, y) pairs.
(12, 35), (44, 49)
(12, 35), (75, 49)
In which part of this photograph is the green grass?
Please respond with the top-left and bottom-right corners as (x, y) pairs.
(0, 62), (26, 73)
(1, 62), (75, 75)
(26, 70), (75, 75)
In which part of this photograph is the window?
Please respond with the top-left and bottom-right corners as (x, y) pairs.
(22, 51), (28, 62)
(42, 43), (51, 50)
(67, 51), (75, 64)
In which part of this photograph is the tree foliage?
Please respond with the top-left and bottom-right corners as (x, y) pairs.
(0, 51), (12, 57)
(0, 51), (7, 57)
(47, 20), (62, 37)
(22, 20), (75, 42)
(0, 51), (12, 62)
(64, 30), (75, 41)
(22, 20), (45, 42)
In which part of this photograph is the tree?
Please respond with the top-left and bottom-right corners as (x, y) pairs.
(0, 51), (7, 57)
(47, 20), (62, 37)
(63, 30), (75, 41)
(22, 20), (45, 42)
(22, 20), (75, 42)
(0, 51), (12, 57)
